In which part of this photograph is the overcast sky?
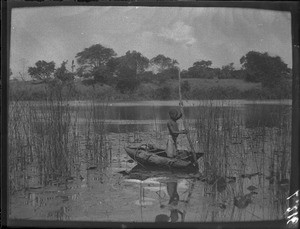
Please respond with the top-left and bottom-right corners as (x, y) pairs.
(10, 6), (292, 78)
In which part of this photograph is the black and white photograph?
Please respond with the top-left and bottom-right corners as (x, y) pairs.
(5, 1), (299, 226)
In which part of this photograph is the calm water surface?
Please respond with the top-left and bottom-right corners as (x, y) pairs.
(9, 100), (292, 222)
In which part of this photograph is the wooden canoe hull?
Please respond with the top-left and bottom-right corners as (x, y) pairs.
(125, 146), (203, 171)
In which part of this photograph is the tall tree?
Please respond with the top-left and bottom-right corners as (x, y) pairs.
(54, 60), (74, 82)
(114, 51), (149, 93)
(28, 60), (56, 81)
(220, 63), (235, 79)
(193, 60), (212, 69)
(116, 51), (149, 74)
(150, 54), (178, 73)
(187, 60), (213, 78)
(76, 44), (117, 68)
(75, 44), (117, 84)
(240, 51), (289, 87)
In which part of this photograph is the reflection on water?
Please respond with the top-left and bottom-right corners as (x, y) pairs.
(126, 166), (192, 222)
(9, 156), (289, 222)
(8, 100), (292, 222)
(32, 102), (291, 133)
(88, 103), (291, 133)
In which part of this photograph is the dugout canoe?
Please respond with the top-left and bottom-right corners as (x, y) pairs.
(124, 144), (204, 171)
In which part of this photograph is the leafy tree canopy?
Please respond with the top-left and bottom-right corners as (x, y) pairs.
(113, 51), (149, 92)
(116, 50), (149, 75)
(75, 44), (117, 84)
(150, 54), (178, 73)
(220, 63), (235, 79)
(222, 63), (235, 72)
(187, 60), (213, 78)
(92, 65), (114, 84)
(28, 60), (56, 81)
(192, 60), (212, 69)
(75, 44), (117, 68)
(54, 60), (74, 82)
(77, 64), (114, 85)
(157, 67), (179, 81)
(240, 51), (289, 87)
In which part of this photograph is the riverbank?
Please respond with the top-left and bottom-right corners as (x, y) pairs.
(9, 78), (292, 101)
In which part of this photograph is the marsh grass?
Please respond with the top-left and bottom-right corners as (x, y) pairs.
(84, 97), (111, 169)
(8, 83), (111, 197)
(195, 101), (236, 179)
(194, 100), (291, 220)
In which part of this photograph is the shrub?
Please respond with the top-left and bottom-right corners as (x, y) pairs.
(116, 77), (140, 93)
(270, 80), (292, 99)
(241, 88), (267, 100)
(135, 83), (157, 100)
(191, 86), (242, 99)
(206, 86), (241, 99)
(181, 80), (191, 93)
(155, 86), (172, 100)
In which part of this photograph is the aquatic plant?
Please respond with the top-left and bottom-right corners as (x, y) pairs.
(8, 83), (111, 195)
(194, 100), (291, 220)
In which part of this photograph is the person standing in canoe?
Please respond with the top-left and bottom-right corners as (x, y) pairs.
(166, 108), (188, 158)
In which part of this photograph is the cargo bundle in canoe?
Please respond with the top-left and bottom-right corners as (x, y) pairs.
(124, 144), (204, 171)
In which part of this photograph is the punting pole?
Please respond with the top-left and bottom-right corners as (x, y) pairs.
(177, 67), (198, 168)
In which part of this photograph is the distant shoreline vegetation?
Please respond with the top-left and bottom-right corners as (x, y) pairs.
(9, 44), (292, 101)
(9, 78), (292, 101)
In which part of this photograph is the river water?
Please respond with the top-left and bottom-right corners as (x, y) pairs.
(8, 100), (292, 222)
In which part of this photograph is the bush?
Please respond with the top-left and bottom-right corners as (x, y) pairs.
(207, 87), (227, 99)
(241, 88), (267, 100)
(81, 79), (96, 86)
(181, 80), (191, 93)
(191, 88), (208, 99)
(116, 77), (140, 93)
(241, 80), (292, 100)
(206, 86), (241, 99)
(155, 86), (172, 100)
(135, 83), (157, 100)
(221, 86), (241, 99)
(270, 80), (292, 99)
(191, 86), (242, 99)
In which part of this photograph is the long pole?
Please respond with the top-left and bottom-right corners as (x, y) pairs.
(178, 67), (198, 167)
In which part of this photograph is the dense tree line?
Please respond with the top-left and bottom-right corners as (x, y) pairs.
(26, 43), (292, 95)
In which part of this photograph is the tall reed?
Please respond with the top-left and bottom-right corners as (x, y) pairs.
(194, 101), (291, 221)
(8, 80), (82, 194)
(83, 93), (111, 169)
(195, 101), (242, 180)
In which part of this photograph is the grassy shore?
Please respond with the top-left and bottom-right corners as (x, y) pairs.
(9, 78), (292, 101)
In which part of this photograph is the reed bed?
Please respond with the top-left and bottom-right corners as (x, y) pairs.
(195, 101), (239, 180)
(8, 83), (111, 196)
(194, 101), (292, 220)
(84, 98), (111, 169)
